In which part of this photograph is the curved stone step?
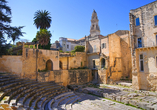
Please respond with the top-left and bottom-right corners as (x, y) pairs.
(15, 83), (41, 105)
(25, 85), (62, 108)
(16, 82), (55, 106)
(66, 97), (81, 110)
(58, 95), (78, 110)
(21, 84), (55, 107)
(0, 77), (16, 82)
(49, 92), (75, 110)
(0, 80), (29, 101)
(8, 81), (37, 105)
(0, 79), (20, 87)
(0, 79), (24, 90)
(29, 86), (62, 109)
(32, 87), (65, 109)
(0, 74), (18, 78)
(39, 89), (69, 109)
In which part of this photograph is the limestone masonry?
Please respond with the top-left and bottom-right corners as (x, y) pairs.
(0, 1), (157, 92)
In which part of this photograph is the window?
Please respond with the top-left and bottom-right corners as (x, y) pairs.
(93, 60), (95, 68)
(102, 43), (106, 49)
(136, 18), (140, 26)
(94, 45), (96, 52)
(67, 45), (69, 49)
(138, 38), (142, 48)
(154, 15), (157, 26)
(101, 58), (105, 68)
(63, 44), (65, 47)
(156, 35), (157, 45)
(139, 54), (144, 71)
(156, 56), (157, 67)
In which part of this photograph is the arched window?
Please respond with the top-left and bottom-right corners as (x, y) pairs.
(46, 60), (53, 71)
(101, 58), (105, 68)
(59, 61), (62, 69)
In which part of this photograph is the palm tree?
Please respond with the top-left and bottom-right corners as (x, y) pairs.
(33, 10), (51, 29)
(36, 29), (51, 47)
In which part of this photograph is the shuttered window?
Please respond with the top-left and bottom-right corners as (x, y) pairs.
(154, 15), (157, 26)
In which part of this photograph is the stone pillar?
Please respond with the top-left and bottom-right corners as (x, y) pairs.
(37, 44), (39, 49)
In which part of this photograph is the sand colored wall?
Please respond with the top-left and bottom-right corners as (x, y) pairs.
(101, 37), (109, 56)
(132, 47), (157, 90)
(120, 33), (132, 79)
(129, 1), (157, 90)
(22, 48), (59, 79)
(87, 54), (100, 69)
(108, 33), (122, 81)
(38, 69), (92, 86)
(98, 69), (108, 84)
(88, 37), (100, 53)
(69, 52), (87, 69)
(59, 52), (87, 70)
(0, 56), (22, 75)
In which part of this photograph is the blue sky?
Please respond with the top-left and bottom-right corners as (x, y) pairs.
(7, 0), (155, 44)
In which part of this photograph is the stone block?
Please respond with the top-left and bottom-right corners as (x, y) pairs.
(116, 96), (122, 102)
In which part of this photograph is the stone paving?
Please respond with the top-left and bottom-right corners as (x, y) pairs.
(71, 83), (157, 110)
(72, 92), (140, 110)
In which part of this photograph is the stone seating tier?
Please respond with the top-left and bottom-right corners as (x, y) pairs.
(0, 73), (80, 110)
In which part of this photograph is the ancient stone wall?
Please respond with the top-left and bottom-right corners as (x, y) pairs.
(59, 52), (87, 70)
(120, 33), (132, 79)
(108, 33), (122, 81)
(88, 36), (100, 53)
(129, 1), (157, 90)
(101, 37), (109, 56)
(22, 48), (59, 79)
(98, 69), (108, 84)
(87, 54), (100, 69)
(38, 69), (92, 86)
(0, 56), (22, 75)
(134, 47), (157, 90)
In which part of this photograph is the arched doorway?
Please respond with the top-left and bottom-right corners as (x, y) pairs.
(46, 60), (53, 71)
(101, 58), (105, 68)
(59, 61), (62, 69)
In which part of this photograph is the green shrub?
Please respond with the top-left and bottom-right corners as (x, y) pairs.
(30, 45), (33, 48)
(59, 50), (63, 53)
(71, 45), (85, 54)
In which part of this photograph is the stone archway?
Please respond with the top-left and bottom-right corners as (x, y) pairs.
(101, 58), (105, 68)
(46, 59), (53, 71)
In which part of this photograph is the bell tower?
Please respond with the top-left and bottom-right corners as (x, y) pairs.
(90, 10), (100, 37)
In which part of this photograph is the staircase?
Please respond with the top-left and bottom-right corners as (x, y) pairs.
(0, 73), (81, 110)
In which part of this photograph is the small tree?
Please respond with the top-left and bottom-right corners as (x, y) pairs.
(36, 29), (51, 46)
(71, 45), (85, 54)
(74, 45), (85, 52)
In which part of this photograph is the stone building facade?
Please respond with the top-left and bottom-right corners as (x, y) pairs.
(129, 1), (157, 90)
(51, 37), (85, 52)
(85, 10), (132, 83)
